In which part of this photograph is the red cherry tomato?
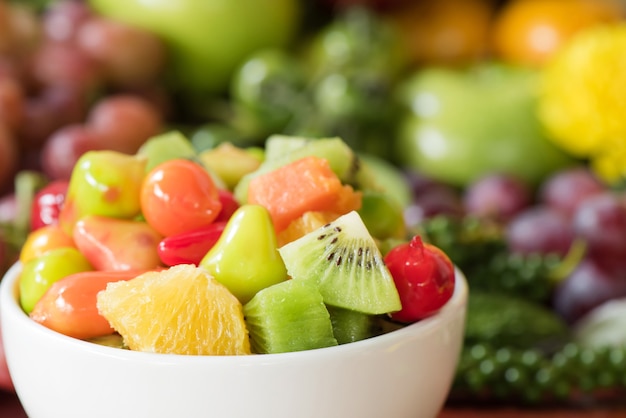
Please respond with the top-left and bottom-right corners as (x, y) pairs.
(384, 235), (455, 323)
(141, 159), (222, 237)
(30, 180), (69, 231)
(157, 221), (227, 266)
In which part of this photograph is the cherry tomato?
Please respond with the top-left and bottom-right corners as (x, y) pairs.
(140, 159), (222, 237)
(384, 235), (455, 323)
(30, 180), (69, 231)
(20, 224), (75, 264)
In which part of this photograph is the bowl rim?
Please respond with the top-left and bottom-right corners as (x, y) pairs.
(0, 262), (468, 363)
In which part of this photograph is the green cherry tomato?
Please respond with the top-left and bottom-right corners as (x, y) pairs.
(19, 247), (94, 314)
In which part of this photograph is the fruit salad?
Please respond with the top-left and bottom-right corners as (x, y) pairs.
(17, 133), (457, 356)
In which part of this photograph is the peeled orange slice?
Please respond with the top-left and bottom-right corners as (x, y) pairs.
(277, 211), (340, 247)
(97, 264), (251, 355)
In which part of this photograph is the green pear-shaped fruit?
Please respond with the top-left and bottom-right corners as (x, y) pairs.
(58, 151), (147, 235)
(200, 204), (287, 304)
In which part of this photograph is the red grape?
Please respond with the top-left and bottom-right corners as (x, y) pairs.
(463, 173), (532, 222)
(40, 123), (107, 180)
(403, 187), (464, 228)
(572, 191), (626, 261)
(553, 256), (626, 324)
(76, 16), (167, 88)
(86, 94), (164, 154)
(42, 0), (93, 43)
(505, 205), (574, 257)
(539, 166), (606, 219)
(17, 84), (88, 151)
(28, 40), (103, 92)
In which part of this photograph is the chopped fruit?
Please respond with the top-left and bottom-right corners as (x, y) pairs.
(97, 264), (251, 355)
(243, 279), (338, 354)
(279, 210), (401, 315)
(247, 156), (361, 232)
(384, 235), (455, 322)
(277, 211), (339, 247)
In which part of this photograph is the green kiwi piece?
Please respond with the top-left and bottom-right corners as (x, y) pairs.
(233, 136), (359, 203)
(327, 305), (379, 345)
(356, 153), (413, 208)
(358, 189), (406, 240)
(278, 211), (402, 315)
(243, 279), (338, 354)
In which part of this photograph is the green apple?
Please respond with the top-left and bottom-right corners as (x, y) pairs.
(89, 0), (301, 95)
(394, 63), (576, 187)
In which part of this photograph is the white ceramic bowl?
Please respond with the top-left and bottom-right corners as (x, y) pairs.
(1, 262), (467, 418)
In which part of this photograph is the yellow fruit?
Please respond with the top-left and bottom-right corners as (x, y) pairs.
(539, 23), (626, 183)
(277, 211), (339, 247)
(19, 225), (75, 264)
(492, 0), (624, 67)
(97, 264), (251, 356)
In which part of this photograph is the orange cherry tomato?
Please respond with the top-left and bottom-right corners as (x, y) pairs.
(140, 159), (222, 237)
(19, 224), (75, 264)
(491, 0), (625, 67)
(29, 269), (147, 339)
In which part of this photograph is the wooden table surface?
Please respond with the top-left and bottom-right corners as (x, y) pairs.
(3, 390), (626, 418)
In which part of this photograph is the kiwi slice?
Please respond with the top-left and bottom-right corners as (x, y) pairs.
(278, 211), (402, 315)
(327, 305), (379, 345)
(233, 136), (359, 203)
(243, 279), (338, 354)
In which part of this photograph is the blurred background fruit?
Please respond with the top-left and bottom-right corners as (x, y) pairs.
(88, 0), (302, 96)
(491, 0), (625, 67)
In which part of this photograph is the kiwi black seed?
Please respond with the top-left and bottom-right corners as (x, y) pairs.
(278, 210), (401, 315)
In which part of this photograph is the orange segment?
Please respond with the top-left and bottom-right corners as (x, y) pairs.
(97, 264), (251, 356)
(277, 211), (340, 247)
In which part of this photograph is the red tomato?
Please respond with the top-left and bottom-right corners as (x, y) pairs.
(30, 180), (69, 231)
(384, 235), (455, 323)
(140, 159), (222, 237)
